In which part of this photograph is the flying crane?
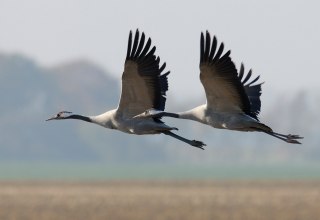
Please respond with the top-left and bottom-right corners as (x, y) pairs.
(135, 31), (303, 144)
(47, 30), (206, 149)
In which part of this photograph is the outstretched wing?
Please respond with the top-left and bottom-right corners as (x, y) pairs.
(199, 31), (258, 119)
(117, 30), (170, 118)
(238, 63), (263, 120)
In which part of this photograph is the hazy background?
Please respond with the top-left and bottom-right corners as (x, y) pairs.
(0, 0), (319, 180)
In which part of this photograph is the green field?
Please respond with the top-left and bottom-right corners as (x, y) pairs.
(1, 162), (319, 219)
(1, 162), (320, 180)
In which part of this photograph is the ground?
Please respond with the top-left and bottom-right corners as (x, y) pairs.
(0, 180), (319, 220)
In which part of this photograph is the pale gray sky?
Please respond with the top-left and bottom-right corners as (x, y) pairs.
(0, 0), (319, 101)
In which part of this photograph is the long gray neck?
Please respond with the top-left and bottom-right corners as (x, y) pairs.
(66, 114), (92, 123)
(176, 105), (206, 122)
(160, 112), (180, 118)
(177, 111), (200, 121)
(160, 111), (200, 121)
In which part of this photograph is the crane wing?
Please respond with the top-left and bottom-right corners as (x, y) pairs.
(238, 63), (263, 120)
(199, 31), (261, 120)
(117, 30), (170, 118)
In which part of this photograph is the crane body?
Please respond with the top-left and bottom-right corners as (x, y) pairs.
(47, 30), (206, 149)
(135, 31), (303, 144)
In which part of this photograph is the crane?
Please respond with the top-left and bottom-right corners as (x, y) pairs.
(46, 30), (206, 149)
(134, 31), (303, 144)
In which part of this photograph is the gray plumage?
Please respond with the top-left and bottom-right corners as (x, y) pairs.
(135, 31), (303, 144)
(46, 30), (206, 149)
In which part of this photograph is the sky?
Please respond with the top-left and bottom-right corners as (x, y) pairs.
(0, 0), (319, 101)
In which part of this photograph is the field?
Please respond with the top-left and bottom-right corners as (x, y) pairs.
(0, 181), (319, 220)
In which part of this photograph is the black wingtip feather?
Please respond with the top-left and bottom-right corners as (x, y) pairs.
(146, 46), (156, 58)
(159, 62), (166, 73)
(212, 43), (224, 63)
(139, 38), (151, 58)
(200, 32), (205, 63)
(125, 30), (170, 111)
(126, 31), (133, 60)
(242, 69), (252, 84)
(248, 75), (260, 85)
(134, 32), (145, 59)
(238, 63), (245, 80)
(130, 30), (140, 58)
(204, 32), (211, 62)
(208, 36), (217, 61)
(200, 31), (261, 120)
(238, 65), (263, 120)
(219, 50), (231, 63)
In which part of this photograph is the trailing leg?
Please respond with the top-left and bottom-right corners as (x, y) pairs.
(263, 131), (303, 144)
(250, 122), (303, 144)
(162, 131), (206, 150)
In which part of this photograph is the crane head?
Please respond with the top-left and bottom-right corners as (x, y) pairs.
(46, 111), (72, 121)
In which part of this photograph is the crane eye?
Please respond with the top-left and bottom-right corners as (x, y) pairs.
(56, 111), (72, 118)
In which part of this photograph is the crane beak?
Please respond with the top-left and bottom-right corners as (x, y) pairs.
(46, 115), (58, 121)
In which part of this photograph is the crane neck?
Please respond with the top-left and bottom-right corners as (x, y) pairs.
(66, 114), (92, 123)
(160, 111), (198, 121)
(160, 112), (180, 118)
(177, 105), (207, 122)
(177, 111), (198, 120)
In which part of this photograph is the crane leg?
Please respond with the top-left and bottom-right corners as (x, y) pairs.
(162, 131), (206, 150)
(271, 132), (303, 140)
(263, 131), (303, 144)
